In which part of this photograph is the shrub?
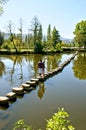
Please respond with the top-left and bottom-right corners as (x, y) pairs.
(34, 42), (43, 53)
(13, 108), (75, 130)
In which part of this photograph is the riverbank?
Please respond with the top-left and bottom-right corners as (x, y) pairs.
(0, 47), (86, 55)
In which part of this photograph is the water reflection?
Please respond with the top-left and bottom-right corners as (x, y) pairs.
(0, 61), (5, 77)
(37, 82), (45, 99)
(72, 52), (86, 80)
(0, 54), (62, 89)
(0, 53), (86, 130)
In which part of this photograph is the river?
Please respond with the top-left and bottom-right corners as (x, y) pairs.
(0, 52), (86, 130)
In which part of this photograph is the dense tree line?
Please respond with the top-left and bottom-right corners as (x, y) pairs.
(0, 0), (86, 53)
(0, 16), (62, 53)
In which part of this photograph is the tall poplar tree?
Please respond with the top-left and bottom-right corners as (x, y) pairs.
(30, 16), (43, 53)
(52, 26), (60, 49)
(31, 16), (40, 45)
(37, 24), (42, 44)
(47, 24), (51, 48)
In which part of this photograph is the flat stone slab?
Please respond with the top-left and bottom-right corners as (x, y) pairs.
(12, 87), (24, 95)
(22, 83), (31, 87)
(6, 92), (16, 100)
(0, 96), (9, 106)
(31, 78), (39, 83)
(21, 84), (31, 91)
(26, 81), (36, 86)
(37, 75), (45, 80)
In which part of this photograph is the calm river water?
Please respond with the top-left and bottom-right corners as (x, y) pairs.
(0, 52), (86, 130)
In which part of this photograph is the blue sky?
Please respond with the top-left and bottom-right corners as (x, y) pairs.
(0, 0), (86, 38)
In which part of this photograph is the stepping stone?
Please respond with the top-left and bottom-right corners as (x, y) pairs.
(6, 92), (16, 100)
(0, 96), (9, 106)
(12, 87), (24, 95)
(21, 84), (31, 91)
(26, 81), (36, 86)
(36, 75), (45, 81)
(30, 78), (39, 83)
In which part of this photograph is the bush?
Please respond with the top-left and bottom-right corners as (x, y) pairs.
(13, 108), (75, 130)
(34, 42), (43, 53)
(46, 108), (75, 130)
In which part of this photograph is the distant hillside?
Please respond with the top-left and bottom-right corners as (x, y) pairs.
(60, 37), (73, 43)
(2, 32), (73, 43)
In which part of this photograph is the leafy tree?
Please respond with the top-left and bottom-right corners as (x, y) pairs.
(42, 35), (47, 49)
(37, 24), (42, 44)
(0, 0), (9, 15)
(73, 20), (86, 48)
(47, 24), (52, 48)
(52, 26), (61, 49)
(30, 17), (43, 53)
(27, 33), (33, 49)
(34, 42), (43, 53)
(6, 21), (18, 52)
(30, 16), (40, 45)
(0, 31), (4, 49)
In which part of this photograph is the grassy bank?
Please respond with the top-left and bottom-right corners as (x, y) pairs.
(0, 47), (86, 55)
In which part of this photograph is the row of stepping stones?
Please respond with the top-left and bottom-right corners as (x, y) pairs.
(0, 52), (78, 107)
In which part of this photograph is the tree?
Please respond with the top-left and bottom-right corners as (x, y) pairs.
(47, 24), (52, 48)
(0, 31), (4, 49)
(34, 24), (43, 53)
(37, 24), (42, 44)
(42, 35), (47, 47)
(0, 0), (9, 15)
(6, 21), (18, 52)
(30, 16), (40, 45)
(18, 18), (23, 45)
(52, 26), (60, 49)
(30, 16), (43, 53)
(73, 20), (86, 49)
(34, 42), (43, 53)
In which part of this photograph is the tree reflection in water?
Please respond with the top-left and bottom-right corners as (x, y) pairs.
(0, 61), (5, 77)
(0, 53), (62, 87)
(72, 52), (86, 80)
(37, 82), (45, 99)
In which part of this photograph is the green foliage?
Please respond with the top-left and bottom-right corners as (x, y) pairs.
(52, 26), (60, 49)
(0, 0), (9, 15)
(56, 42), (62, 51)
(46, 108), (75, 130)
(13, 119), (32, 130)
(72, 53), (86, 80)
(31, 16), (40, 45)
(47, 24), (51, 41)
(38, 24), (42, 44)
(2, 42), (11, 50)
(74, 20), (86, 48)
(0, 31), (4, 48)
(13, 108), (75, 130)
(34, 42), (43, 53)
(46, 24), (52, 48)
